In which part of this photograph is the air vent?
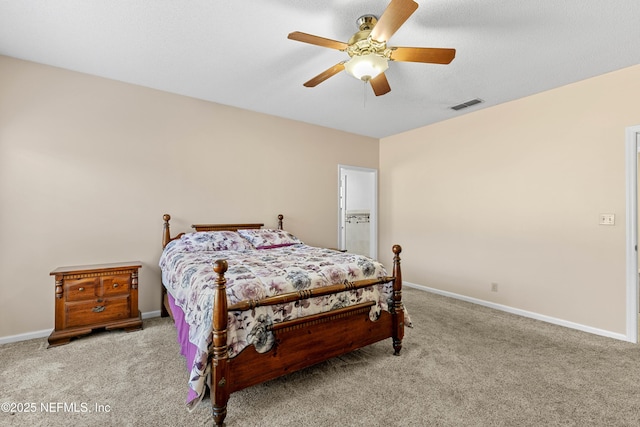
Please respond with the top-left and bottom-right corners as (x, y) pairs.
(450, 98), (483, 111)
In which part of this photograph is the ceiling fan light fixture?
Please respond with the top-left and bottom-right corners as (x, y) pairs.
(344, 54), (388, 82)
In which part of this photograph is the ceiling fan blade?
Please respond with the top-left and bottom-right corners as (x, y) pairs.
(303, 62), (346, 87)
(288, 31), (348, 51)
(370, 72), (391, 96)
(390, 47), (456, 64)
(370, 0), (419, 43)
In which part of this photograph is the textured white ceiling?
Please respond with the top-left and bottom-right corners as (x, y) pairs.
(1, 0), (639, 138)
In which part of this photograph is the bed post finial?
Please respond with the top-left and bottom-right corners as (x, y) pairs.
(212, 258), (230, 427)
(278, 214), (284, 230)
(391, 244), (404, 356)
(162, 214), (172, 248)
(213, 259), (228, 275)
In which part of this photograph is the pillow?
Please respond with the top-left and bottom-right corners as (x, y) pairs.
(179, 231), (255, 252)
(237, 229), (303, 249)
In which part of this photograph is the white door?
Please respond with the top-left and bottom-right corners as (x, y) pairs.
(338, 165), (378, 259)
(624, 125), (640, 342)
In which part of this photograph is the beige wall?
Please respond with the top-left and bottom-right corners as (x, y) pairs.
(0, 56), (379, 338)
(2, 53), (638, 340)
(380, 64), (640, 335)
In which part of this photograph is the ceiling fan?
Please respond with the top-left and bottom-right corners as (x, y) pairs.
(287, 0), (456, 96)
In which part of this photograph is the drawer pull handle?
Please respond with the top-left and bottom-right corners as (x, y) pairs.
(92, 305), (105, 313)
(78, 287), (85, 291)
(113, 283), (119, 288)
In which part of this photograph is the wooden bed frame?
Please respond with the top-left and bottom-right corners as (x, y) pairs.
(161, 214), (404, 426)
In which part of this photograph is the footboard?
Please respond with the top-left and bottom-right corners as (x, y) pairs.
(209, 245), (404, 426)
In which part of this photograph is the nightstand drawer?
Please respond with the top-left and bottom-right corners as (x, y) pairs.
(65, 296), (131, 328)
(66, 278), (100, 301)
(102, 274), (130, 296)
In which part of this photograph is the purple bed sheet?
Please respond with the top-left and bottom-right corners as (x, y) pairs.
(167, 293), (200, 405)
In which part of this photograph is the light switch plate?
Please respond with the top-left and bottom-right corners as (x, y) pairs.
(599, 213), (615, 225)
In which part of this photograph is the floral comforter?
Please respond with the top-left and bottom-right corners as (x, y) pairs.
(159, 236), (404, 406)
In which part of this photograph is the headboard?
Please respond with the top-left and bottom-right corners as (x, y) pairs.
(162, 214), (284, 248)
(191, 223), (264, 232)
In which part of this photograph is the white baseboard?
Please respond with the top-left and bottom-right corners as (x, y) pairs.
(3, 291), (628, 345)
(404, 282), (631, 342)
(0, 329), (52, 345)
(0, 310), (163, 345)
(142, 310), (161, 320)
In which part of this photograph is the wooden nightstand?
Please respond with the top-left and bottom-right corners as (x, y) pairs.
(47, 261), (143, 347)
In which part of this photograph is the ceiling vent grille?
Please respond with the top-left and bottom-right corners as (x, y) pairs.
(450, 98), (483, 111)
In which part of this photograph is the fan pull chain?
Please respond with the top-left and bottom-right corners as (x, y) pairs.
(363, 81), (367, 108)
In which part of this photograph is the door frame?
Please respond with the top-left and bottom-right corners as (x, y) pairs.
(624, 125), (640, 343)
(338, 165), (378, 259)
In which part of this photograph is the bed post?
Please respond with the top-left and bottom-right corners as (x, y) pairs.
(392, 244), (404, 356)
(160, 214), (172, 318)
(162, 214), (172, 249)
(211, 259), (230, 427)
(277, 214), (284, 230)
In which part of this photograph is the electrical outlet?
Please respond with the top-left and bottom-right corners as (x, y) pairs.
(491, 282), (498, 292)
(599, 214), (615, 225)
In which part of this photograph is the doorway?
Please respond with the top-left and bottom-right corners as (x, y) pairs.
(624, 125), (640, 342)
(338, 165), (378, 259)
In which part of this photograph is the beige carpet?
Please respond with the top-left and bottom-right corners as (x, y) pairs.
(1, 287), (640, 427)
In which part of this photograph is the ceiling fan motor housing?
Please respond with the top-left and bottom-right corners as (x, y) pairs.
(347, 15), (392, 59)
